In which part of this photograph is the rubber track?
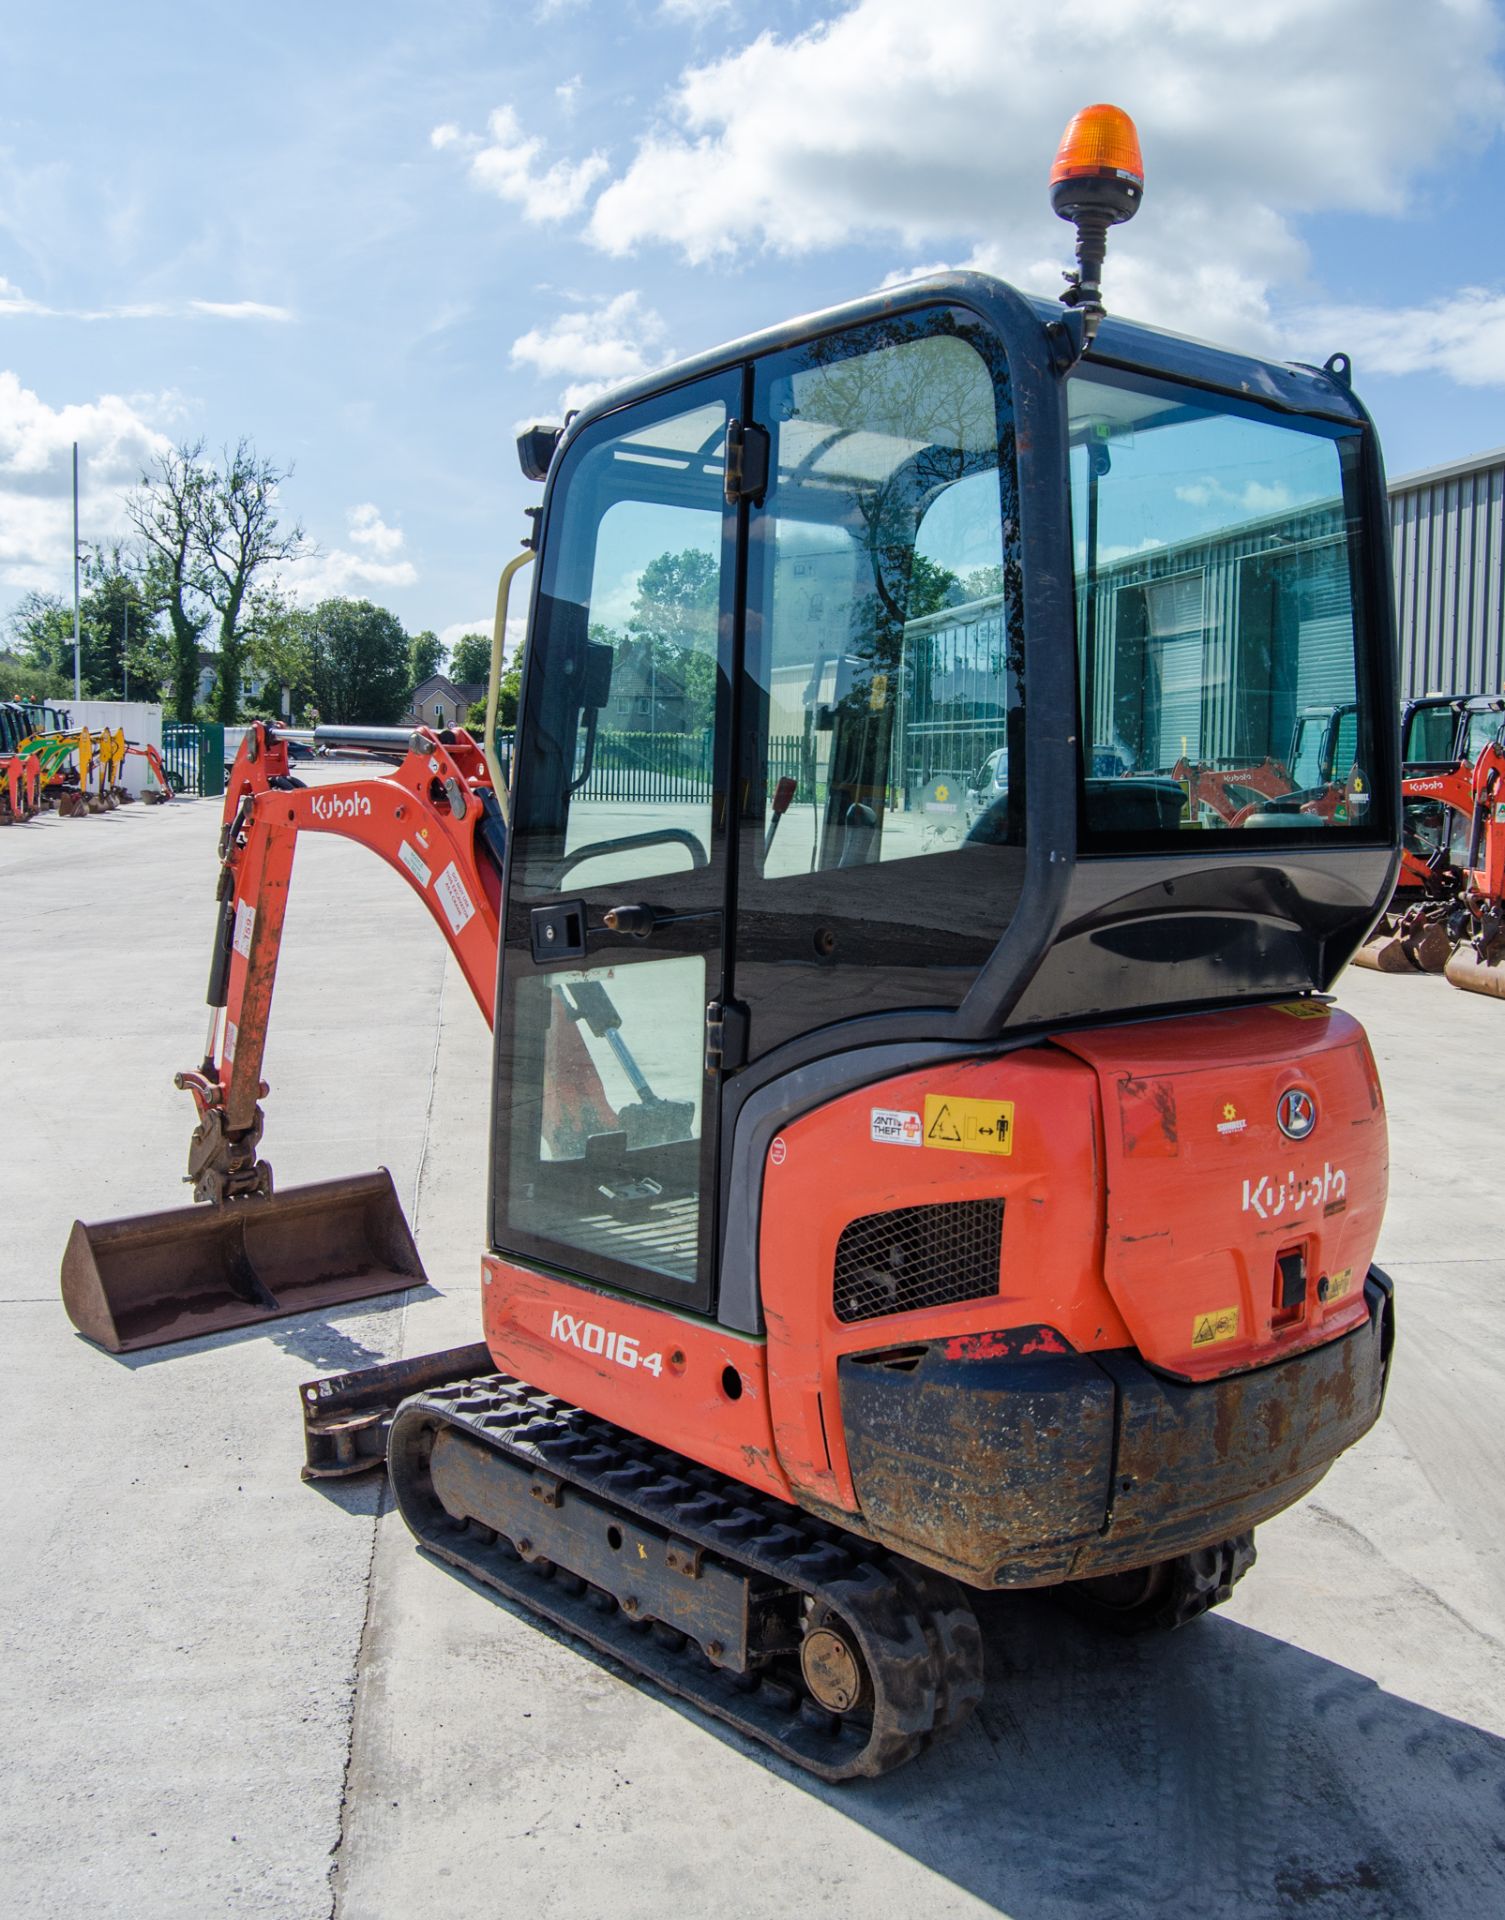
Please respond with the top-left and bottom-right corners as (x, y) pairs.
(388, 1374), (984, 1781)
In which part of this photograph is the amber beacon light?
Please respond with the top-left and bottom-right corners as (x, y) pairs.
(1050, 103), (1144, 348)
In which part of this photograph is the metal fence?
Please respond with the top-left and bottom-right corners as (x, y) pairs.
(495, 726), (1001, 810)
(161, 723), (226, 798)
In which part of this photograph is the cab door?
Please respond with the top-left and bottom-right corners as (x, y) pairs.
(492, 373), (742, 1313)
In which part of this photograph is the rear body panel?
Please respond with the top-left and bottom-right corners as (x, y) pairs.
(480, 1003), (1392, 1588)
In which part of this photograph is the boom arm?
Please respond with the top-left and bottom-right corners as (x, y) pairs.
(176, 723), (505, 1203)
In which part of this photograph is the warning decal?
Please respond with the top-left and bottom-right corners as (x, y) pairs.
(398, 840), (432, 889)
(435, 861), (476, 936)
(232, 901), (256, 959)
(1273, 1000), (1331, 1020)
(1192, 1306), (1240, 1347)
(922, 1094), (1014, 1156)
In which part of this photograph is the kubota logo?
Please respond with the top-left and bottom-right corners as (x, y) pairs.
(1277, 1088), (1317, 1140)
(1242, 1162), (1346, 1221)
(310, 791), (372, 821)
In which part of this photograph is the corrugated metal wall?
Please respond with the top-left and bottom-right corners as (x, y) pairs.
(1390, 451), (1505, 697)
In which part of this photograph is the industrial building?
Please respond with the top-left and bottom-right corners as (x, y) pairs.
(1390, 445), (1505, 698)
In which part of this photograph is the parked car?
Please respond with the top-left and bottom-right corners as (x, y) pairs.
(965, 747), (1008, 827)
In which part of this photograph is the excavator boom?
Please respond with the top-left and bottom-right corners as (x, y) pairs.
(62, 722), (505, 1351)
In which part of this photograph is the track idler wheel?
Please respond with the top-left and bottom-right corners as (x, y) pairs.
(800, 1603), (873, 1716)
(1056, 1531), (1256, 1635)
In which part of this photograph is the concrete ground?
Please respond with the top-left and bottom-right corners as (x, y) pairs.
(2, 781), (1502, 1920)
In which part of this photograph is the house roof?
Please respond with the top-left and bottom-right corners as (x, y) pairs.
(411, 673), (485, 704)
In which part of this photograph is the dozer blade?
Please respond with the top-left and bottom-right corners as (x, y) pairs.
(61, 1169), (426, 1353)
(1444, 944), (1505, 1000)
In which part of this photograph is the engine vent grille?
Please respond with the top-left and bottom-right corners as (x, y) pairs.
(833, 1198), (1005, 1325)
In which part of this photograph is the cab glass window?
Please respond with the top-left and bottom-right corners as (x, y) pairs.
(747, 319), (1021, 876)
(512, 387), (730, 892)
(735, 307), (1025, 1055)
(1068, 365), (1376, 840)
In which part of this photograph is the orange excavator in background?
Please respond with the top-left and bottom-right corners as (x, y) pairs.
(1173, 701), (1359, 829)
(1356, 693), (1504, 980)
(63, 108), (1401, 1779)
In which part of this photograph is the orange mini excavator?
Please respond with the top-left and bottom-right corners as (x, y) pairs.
(64, 109), (1400, 1779)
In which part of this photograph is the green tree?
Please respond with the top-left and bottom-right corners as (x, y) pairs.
(0, 650), (70, 702)
(127, 438), (305, 723)
(448, 631), (492, 688)
(86, 543), (168, 699)
(624, 547), (720, 732)
(196, 440), (306, 723)
(128, 442), (211, 720)
(245, 592), (317, 722)
(408, 629), (445, 691)
(6, 547), (165, 700)
(304, 598), (411, 723)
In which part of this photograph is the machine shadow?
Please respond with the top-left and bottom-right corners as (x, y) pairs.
(94, 1285), (436, 1372)
(422, 1550), (1505, 1920)
(805, 1593), (1505, 1919)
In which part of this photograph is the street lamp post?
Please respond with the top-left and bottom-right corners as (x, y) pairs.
(72, 441), (82, 703)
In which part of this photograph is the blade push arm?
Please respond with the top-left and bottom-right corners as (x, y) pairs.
(176, 723), (505, 1203)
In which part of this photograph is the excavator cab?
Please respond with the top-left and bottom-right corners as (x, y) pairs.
(493, 280), (1398, 1320)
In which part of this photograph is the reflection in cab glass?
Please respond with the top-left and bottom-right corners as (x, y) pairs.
(517, 396), (728, 894)
(1068, 365), (1372, 839)
(736, 310), (1026, 1052)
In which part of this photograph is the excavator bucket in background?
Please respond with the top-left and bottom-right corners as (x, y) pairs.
(1351, 915), (1416, 971)
(1444, 940), (1505, 999)
(1353, 906), (1454, 973)
(61, 1170), (426, 1354)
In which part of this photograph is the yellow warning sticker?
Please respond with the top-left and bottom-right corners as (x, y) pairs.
(922, 1095), (1015, 1156)
(1192, 1306), (1240, 1347)
(1273, 1000), (1331, 1019)
(1325, 1267), (1354, 1302)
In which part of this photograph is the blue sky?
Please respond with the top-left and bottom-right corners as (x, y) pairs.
(4, 0), (1505, 658)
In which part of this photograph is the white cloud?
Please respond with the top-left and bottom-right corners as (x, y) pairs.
(439, 619), (492, 649)
(511, 290), (672, 413)
(433, 105), (609, 223)
(282, 503), (417, 603)
(581, 0), (1503, 357)
(659, 0), (732, 19)
(188, 299), (293, 323)
(1289, 288), (1505, 387)
(0, 371), (172, 593)
(0, 277), (46, 317)
(347, 502), (406, 558)
(0, 276), (293, 325)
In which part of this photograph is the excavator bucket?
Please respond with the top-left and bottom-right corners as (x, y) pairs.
(1444, 942), (1505, 1000)
(1351, 918), (1417, 972)
(61, 1170), (426, 1353)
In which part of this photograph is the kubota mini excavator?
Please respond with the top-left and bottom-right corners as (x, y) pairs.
(1356, 693), (1503, 974)
(64, 107), (1401, 1779)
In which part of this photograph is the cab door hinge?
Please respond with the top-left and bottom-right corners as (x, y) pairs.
(723, 421), (770, 506)
(705, 998), (750, 1075)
